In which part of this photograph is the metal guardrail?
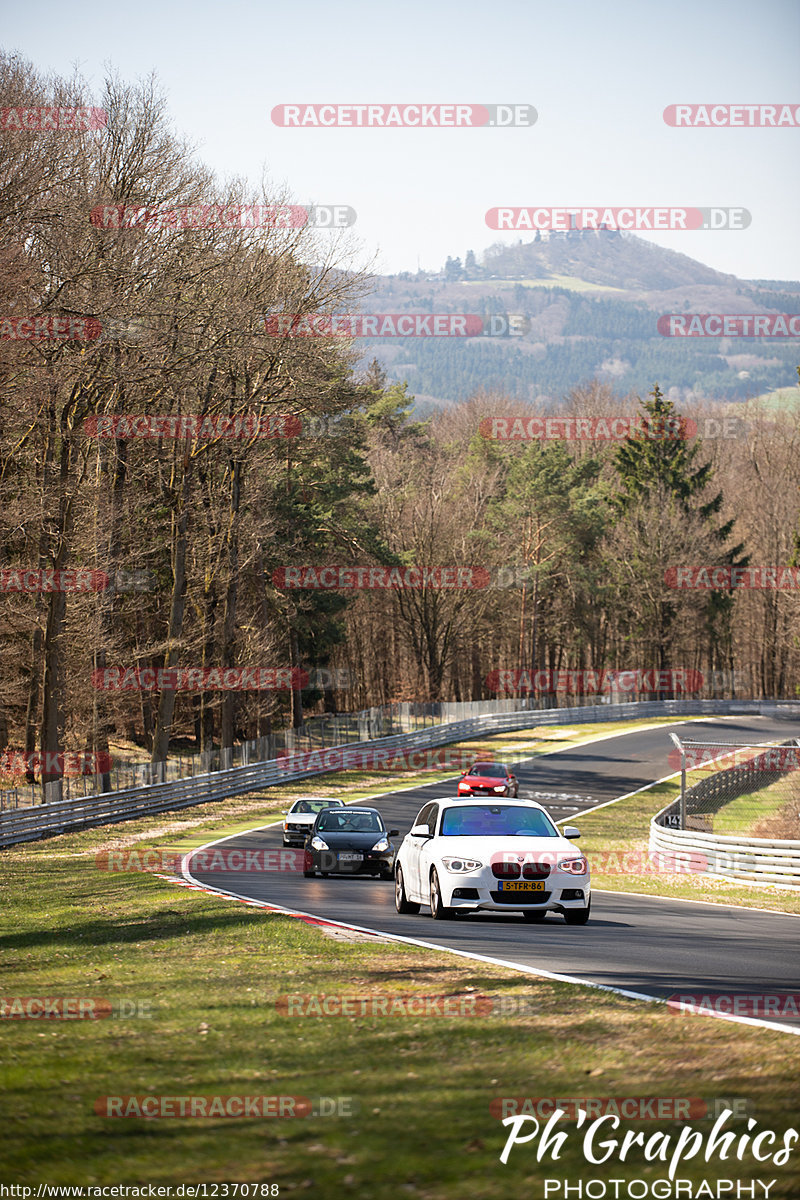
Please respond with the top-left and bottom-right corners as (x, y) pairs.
(652, 714), (800, 885)
(649, 822), (800, 887)
(0, 696), (766, 849)
(0, 695), (587, 811)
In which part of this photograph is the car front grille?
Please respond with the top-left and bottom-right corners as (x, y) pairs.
(491, 862), (551, 880)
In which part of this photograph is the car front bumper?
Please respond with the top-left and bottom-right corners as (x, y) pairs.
(457, 786), (511, 797)
(284, 823), (314, 845)
(441, 871), (590, 911)
(304, 848), (396, 876)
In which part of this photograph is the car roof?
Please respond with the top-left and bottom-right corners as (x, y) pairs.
(291, 797), (344, 807)
(318, 806), (381, 815)
(426, 796), (549, 814)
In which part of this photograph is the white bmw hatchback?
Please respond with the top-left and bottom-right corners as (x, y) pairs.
(394, 798), (591, 924)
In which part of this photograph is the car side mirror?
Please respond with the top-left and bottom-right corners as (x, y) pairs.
(410, 823), (431, 838)
(563, 826), (581, 839)
(388, 829), (399, 837)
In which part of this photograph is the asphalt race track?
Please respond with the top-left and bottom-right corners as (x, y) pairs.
(187, 715), (800, 1032)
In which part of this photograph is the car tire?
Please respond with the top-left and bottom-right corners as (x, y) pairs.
(564, 899), (591, 925)
(303, 870), (315, 878)
(429, 867), (454, 920)
(522, 910), (547, 922)
(380, 869), (394, 881)
(395, 865), (420, 914)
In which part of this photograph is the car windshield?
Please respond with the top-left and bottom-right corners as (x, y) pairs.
(294, 799), (342, 814)
(467, 763), (506, 777)
(440, 805), (557, 837)
(317, 810), (384, 833)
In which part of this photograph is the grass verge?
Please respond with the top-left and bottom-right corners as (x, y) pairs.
(576, 780), (800, 913)
(1, 837), (799, 1196)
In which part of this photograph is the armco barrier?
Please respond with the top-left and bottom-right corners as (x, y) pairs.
(0, 698), (766, 849)
(649, 821), (800, 887)
(652, 723), (800, 885)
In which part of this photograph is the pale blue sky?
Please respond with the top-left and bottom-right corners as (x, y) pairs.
(4, 0), (799, 280)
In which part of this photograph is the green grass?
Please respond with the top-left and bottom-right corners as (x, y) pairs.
(576, 780), (800, 912)
(711, 780), (794, 837)
(3, 715), (799, 1193)
(749, 386), (800, 411)
(1, 835), (799, 1194)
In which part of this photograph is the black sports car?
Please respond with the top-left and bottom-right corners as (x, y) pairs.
(303, 806), (399, 879)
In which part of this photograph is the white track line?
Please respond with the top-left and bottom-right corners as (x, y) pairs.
(170, 715), (799, 1037)
(178, 832), (800, 1038)
(594, 888), (800, 915)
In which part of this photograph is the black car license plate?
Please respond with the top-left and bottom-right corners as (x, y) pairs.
(497, 880), (545, 892)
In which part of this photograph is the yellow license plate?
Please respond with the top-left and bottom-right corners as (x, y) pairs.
(498, 880), (545, 892)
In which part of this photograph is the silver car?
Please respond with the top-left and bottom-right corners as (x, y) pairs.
(282, 797), (345, 846)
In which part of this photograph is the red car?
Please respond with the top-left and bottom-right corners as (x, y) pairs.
(457, 761), (519, 798)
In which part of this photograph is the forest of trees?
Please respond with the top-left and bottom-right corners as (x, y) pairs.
(358, 284), (800, 403)
(2, 54), (799, 801)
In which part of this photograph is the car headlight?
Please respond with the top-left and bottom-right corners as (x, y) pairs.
(371, 838), (390, 852)
(458, 782), (470, 790)
(492, 785), (506, 793)
(311, 836), (329, 851)
(558, 856), (588, 875)
(440, 856), (483, 873)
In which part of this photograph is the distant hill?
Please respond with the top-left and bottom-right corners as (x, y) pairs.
(481, 229), (735, 291)
(357, 232), (800, 407)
